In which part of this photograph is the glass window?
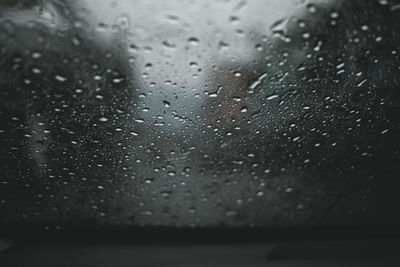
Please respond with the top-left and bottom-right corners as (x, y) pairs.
(1, 0), (400, 228)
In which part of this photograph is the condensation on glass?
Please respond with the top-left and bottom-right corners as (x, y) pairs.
(0, 0), (400, 228)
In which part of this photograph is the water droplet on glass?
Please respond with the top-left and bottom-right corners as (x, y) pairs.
(112, 77), (124, 83)
(167, 171), (176, 177)
(307, 4), (317, 13)
(266, 94), (279, 100)
(72, 36), (80, 46)
(218, 41), (230, 51)
(32, 68), (42, 74)
(32, 51), (42, 58)
(248, 73), (268, 93)
(225, 210), (237, 217)
(55, 75), (67, 82)
(163, 100), (171, 107)
(188, 37), (199, 46)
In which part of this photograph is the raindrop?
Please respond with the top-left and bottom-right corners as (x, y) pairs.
(188, 37), (200, 46)
(234, 71), (242, 77)
(208, 85), (223, 97)
(163, 100), (171, 107)
(357, 79), (367, 87)
(55, 75), (67, 82)
(32, 51), (42, 58)
(361, 25), (369, 31)
(167, 171), (176, 176)
(72, 36), (80, 46)
(163, 40), (176, 48)
(218, 41), (230, 51)
(32, 68), (42, 74)
(285, 187), (293, 193)
(134, 118), (145, 123)
(112, 77), (124, 83)
(336, 62), (345, 69)
(266, 94), (279, 100)
(248, 73), (268, 92)
(379, 0), (388, 5)
(307, 4), (317, 13)
(330, 12), (339, 18)
(225, 210), (237, 217)
(255, 44), (263, 51)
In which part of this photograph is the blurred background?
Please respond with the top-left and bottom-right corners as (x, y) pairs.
(0, 0), (400, 229)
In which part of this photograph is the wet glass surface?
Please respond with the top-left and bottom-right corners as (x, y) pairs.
(1, 0), (400, 228)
